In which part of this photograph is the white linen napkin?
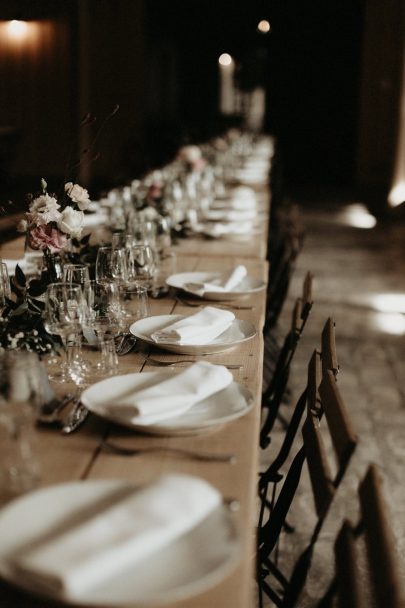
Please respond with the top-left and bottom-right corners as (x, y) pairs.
(185, 265), (247, 297)
(205, 208), (257, 221)
(201, 221), (255, 238)
(151, 306), (234, 345)
(102, 361), (233, 423)
(9, 474), (221, 598)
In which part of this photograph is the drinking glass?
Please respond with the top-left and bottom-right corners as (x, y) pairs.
(129, 220), (156, 247)
(0, 352), (46, 500)
(95, 246), (128, 285)
(125, 244), (156, 290)
(0, 262), (11, 308)
(63, 263), (90, 288)
(117, 285), (149, 331)
(43, 283), (84, 383)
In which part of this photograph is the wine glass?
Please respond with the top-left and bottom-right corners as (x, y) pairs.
(43, 283), (84, 383)
(95, 246), (128, 285)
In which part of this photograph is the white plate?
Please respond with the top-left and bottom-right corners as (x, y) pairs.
(0, 480), (240, 606)
(166, 271), (266, 300)
(130, 314), (256, 354)
(81, 372), (253, 435)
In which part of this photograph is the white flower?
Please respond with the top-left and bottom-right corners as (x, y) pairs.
(57, 207), (84, 237)
(177, 145), (202, 164)
(28, 194), (61, 225)
(65, 182), (90, 211)
(16, 219), (28, 233)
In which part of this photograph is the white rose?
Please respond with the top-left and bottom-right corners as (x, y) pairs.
(16, 218), (28, 233)
(57, 207), (84, 237)
(28, 194), (61, 225)
(65, 182), (90, 211)
(177, 145), (202, 164)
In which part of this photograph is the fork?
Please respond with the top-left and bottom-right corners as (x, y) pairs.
(102, 439), (236, 463)
(144, 357), (243, 370)
(175, 296), (253, 310)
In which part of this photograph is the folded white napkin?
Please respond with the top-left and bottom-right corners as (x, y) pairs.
(151, 306), (234, 345)
(103, 361), (233, 423)
(205, 209), (256, 222)
(201, 221), (256, 237)
(185, 265), (247, 297)
(9, 474), (221, 598)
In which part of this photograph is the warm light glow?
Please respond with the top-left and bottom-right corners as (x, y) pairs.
(6, 20), (28, 39)
(388, 182), (405, 207)
(257, 20), (271, 34)
(218, 53), (233, 66)
(338, 204), (377, 229)
(370, 293), (405, 314)
(374, 312), (405, 335)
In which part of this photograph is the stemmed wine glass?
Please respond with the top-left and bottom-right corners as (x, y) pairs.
(43, 283), (84, 383)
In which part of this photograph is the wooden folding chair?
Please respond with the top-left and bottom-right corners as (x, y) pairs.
(264, 232), (302, 334)
(319, 464), (405, 608)
(260, 272), (313, 448)
(258, 351), (357, 607)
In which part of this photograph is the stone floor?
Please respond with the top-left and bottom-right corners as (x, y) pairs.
(259, 195), (405, 606)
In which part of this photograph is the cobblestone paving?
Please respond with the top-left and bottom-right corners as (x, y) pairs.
(260, 201), (405, 606)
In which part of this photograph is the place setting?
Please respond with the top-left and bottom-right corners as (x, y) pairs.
(0, 473), (241, 607)
(80, 360), (253, 436)
(166, 264), (266, 301)
(129, 304), (256, 355)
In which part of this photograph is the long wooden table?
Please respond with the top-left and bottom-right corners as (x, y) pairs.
(0, 227), (268, 607)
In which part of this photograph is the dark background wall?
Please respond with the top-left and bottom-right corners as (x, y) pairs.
(0, 0), (403, 210)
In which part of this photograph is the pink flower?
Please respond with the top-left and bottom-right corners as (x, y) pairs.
(28, 225), (68, 253)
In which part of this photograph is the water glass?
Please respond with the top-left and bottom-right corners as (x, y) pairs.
(0, 262), (11, 307)
(95, 246), (128, 285)
(125, 244), (156, 290)
(118, 285), (149, 331)
(63, 264), (91, 303)
(153, 251), (177, 293)
(0, 352), (45, 500)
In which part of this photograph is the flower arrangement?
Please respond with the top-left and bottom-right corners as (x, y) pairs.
(18, 178), (90, 254)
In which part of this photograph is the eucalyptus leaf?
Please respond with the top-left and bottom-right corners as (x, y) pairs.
(15, 264), (27, 287)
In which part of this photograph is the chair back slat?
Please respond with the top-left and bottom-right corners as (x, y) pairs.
(334, 522), (362, 608)
(302, 413), (335, 519)
(359, 465), (404, 608)
(307, 349), (321, 415)
(292, 298), (303, 334)
(301, 271), (313, 321)
(319, 370), (357, 484)
(321, 317), (339, 376)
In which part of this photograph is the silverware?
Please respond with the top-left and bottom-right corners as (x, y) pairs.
(144, 357), (243, 370)
(116, 334), (137, 356)
(61, 401), (89, 434)
(37, 394), (75, 425)
(175, 296), (253, 310)
(102, 439), (237, 463)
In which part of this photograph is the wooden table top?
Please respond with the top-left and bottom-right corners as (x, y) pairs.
(0, 211), (269, 608)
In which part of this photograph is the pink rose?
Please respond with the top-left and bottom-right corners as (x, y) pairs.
(28, 225), (68, 253)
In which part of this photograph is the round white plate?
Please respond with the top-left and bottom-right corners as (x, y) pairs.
(0, 480), (240, 606)
(166, 271), (266, 300)
(129, 314), (256, 354)
(81, 372), (253, 435)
